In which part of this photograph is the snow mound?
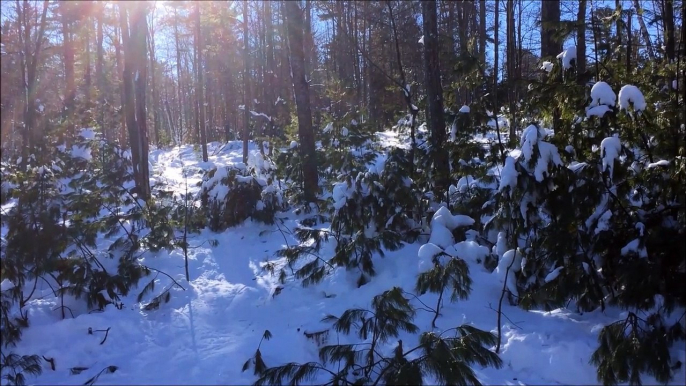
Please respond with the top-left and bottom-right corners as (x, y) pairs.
(541, 61), (554, 72)
(618, 84), (647, 112)
(556, 46), (577, 69)
(600, 135), (621, 178)
(590, 81), (616, 107)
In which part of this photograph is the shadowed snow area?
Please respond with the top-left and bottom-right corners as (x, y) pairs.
(7, 135), (685, 386)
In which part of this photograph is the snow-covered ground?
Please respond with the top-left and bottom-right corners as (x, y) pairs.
(4, 132), (685, 386)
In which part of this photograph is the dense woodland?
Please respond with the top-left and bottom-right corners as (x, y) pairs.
(0, 0), (685, 385)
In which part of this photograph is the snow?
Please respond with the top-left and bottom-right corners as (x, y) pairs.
(541, 61), (554, 72)
(544, 266), (564, 283)
(618, 84), (647, 112)
(79, 128), (96, 140)
(600, 135), (621, 178)
(556, 46), (577, 69)
(672, 80), (678, 90)
(499, 156), (518, 192)
(494, 249), (523, 297)
(250, 110), (272, 121)
(590, 81), (616, 107)
(459, 105), (470, 113)
(647, 160), (670, 169)
(70, 144), (92, 161)
(621, 238), (648, 258)
(5, 130), (685, 386)
(340, 126), (349, 137)
(418, 35), (424, 45)
(586, 105), (612, 118)
(289, 140), (298, 149)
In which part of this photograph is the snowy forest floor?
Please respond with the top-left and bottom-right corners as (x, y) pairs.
(3, 130), (685, 386)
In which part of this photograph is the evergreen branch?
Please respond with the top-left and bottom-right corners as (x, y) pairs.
(140, 266), (186, 291)
(486, 303), (524, 330)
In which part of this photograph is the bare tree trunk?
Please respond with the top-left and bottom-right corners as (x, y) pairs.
(174, 7), (185, 142)
(626, 8), (632, 72)
(285, 0), (319, 202)
(540, 0), (561, 59)
(17, 0), (49, 164)
(577, 0), (587, 82)
(196, 2), (208, 161)
(506, 0), (516, 143)
(265, 1), (276, 155)
(493, 0), (505, 162)
(663, 0), (675, 61)
(132, 1), (151, 199)
(114, 26), (127, 145)
(148, 9), (161, 147)
(96, 5), (105, 140)
(632, 0), (655, 59)
(422, 0), (448, 201)
(479, 0), (487, 74)
(243, 1), (251, 164)
(119, 3), (142, 194)
(386, 1), (418, 173)
(84, 15), (92, 115)
(60, 2), (75, 137)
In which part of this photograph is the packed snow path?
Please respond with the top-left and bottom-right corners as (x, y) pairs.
(11, 137), (685, 385)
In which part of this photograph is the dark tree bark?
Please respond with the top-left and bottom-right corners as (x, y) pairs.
(506, 0), (516, 142)
(173, 7), (185, 142)
(119, 3), (140, 181)
(119, 2), (150, 199)
(577, 0), (587, 83)
(96, 4), (105, 140)
(60, 2), (76, 136)
(663, 0), (675, 61)
(242, 1), (250, 164)
(284, 0), (319, 202)
(422, 0), (448, 198)
(632, 0), (655, 59)
(114, 25), (127, 144)
(84, 14), (92, 113)
(540, 0), (561, 59)
(148, 8), (161, 147)
(479, 0), (487, 74)
(195, 2), (208, 161)
(17, 0), (49, 164)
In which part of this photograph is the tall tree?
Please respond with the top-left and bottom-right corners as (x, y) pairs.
(16, 0), (50, 164)
(577, 0), (587, 82)
(662, 0), (675, 61)
(242, 1), (250, 164)
(195, 2), (208, 161)
(284, 0), (319, 202)
(59, 1), (76, 133)
(120, 2), (150, 199)
(96, 2), (105, 139)
(422, 0), (448, 198)
(540, 0), (561, 59)
(632, 0), (655, 59)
